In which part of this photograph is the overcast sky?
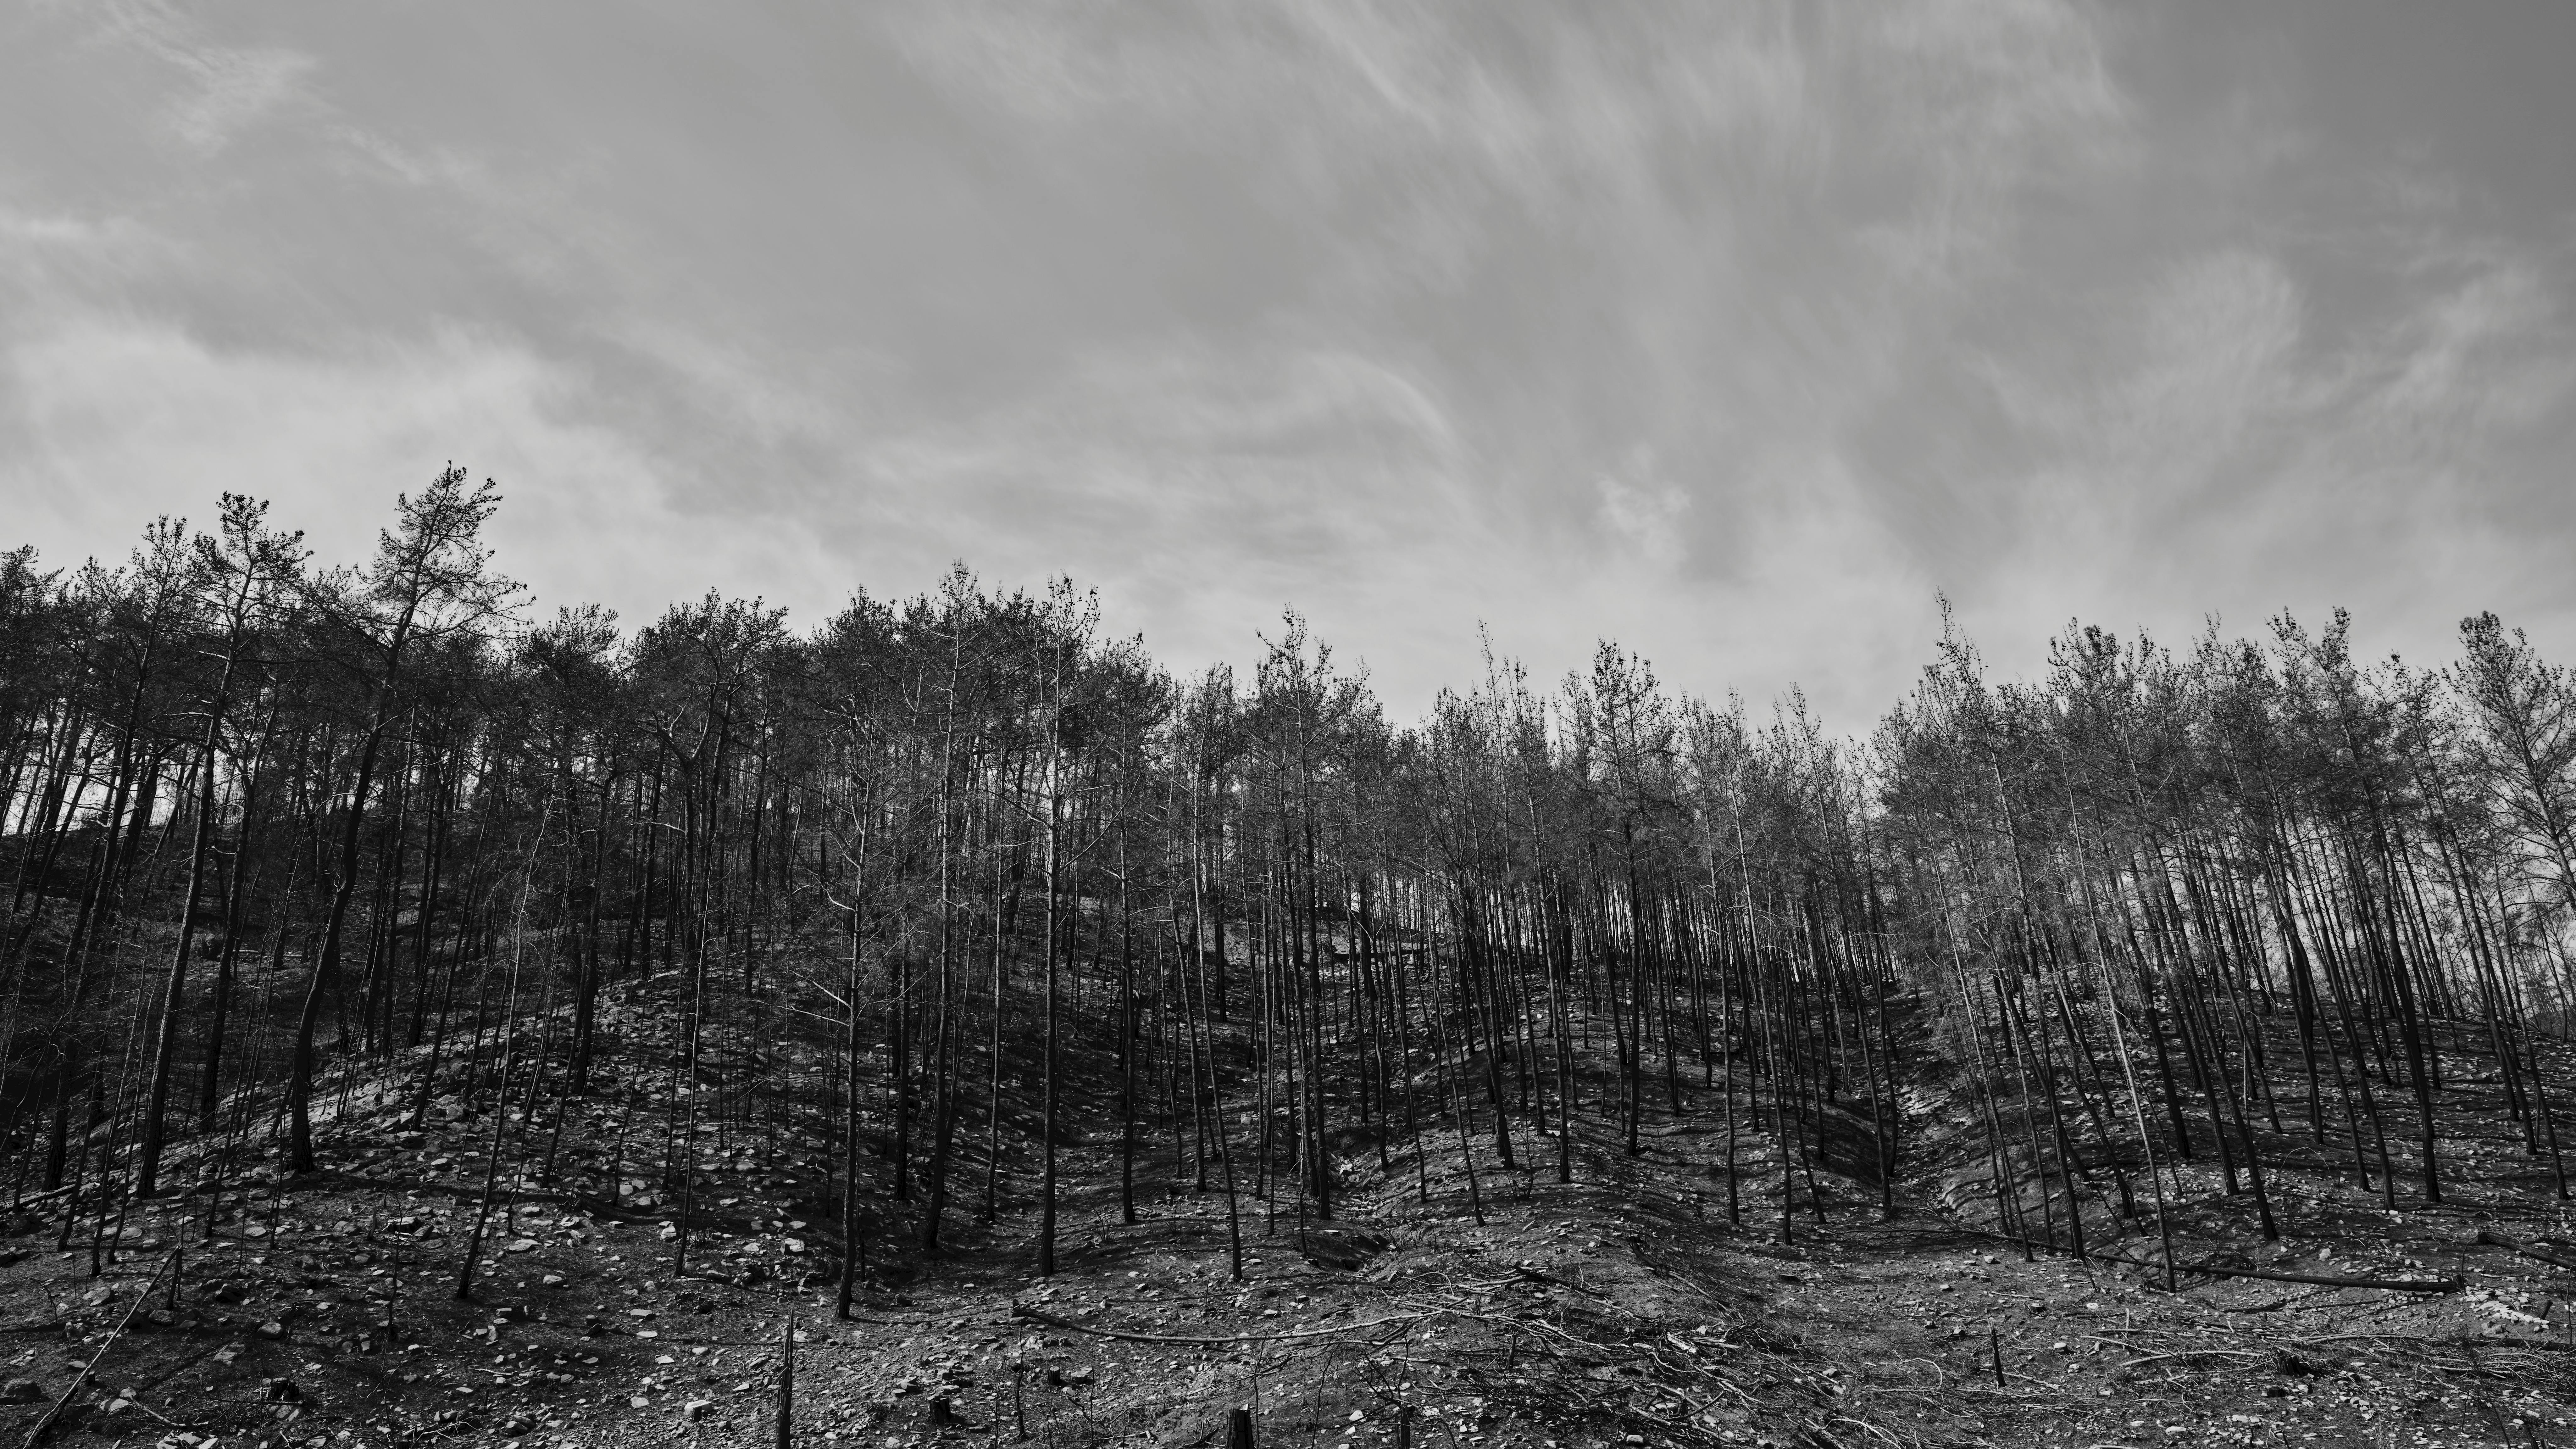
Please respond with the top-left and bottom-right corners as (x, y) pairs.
(4, 2), (2571, 726)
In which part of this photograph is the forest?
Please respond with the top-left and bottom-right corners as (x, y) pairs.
(3, 469), (2574, 1444)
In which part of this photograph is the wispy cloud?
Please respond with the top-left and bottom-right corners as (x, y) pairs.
(1, 1), (2570, 723)
(1958, 226), (2576, 669)
(0, 311), (835, 621)
(84, 2), (316, 154)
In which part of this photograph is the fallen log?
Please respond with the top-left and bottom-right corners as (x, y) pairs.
(2097, 1251), (2461, 1294)
(2476, 1228), (2576, 1273)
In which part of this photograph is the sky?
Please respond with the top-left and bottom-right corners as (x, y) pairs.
(3, 2), (2572, 729)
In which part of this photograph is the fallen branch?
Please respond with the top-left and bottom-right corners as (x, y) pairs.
(22, 1248), (177, 1448)
(2220, 1286), (2349, 1314)
(1513, 1266), (1613, 1301)
(299, 1170), (580, 1207)
(593, 1320), (946, 1348)
(1010, 1300), (1436, 1347)
(2476, 1228), (2576, 1273)
(2291, 1330), (2576, 1355)
(2096, 1251), (2460, 1294)
(2421, 1335), (2576, 1355)
(1503, 1312), (1653, 1368)
(2120, 1348), (2262, 1369)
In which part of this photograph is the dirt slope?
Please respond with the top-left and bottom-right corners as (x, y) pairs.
(3, 987), (2573, 1449)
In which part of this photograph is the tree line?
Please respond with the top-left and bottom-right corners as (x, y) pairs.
(4, 470), (2574, 1305)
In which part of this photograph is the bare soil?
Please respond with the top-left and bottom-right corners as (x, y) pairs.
(3, 987), (2572, 1449)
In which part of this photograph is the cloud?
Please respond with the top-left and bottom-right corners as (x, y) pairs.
(0, 0), (2150, 725)
(2109, 248), (2308, 514)
(0, 304), (1496, 704)
(3, 1), (2572, 728)
(0, 205), (180, 297)
(1951, 229), (2576, 680)
(1595, 455), (1689, 571)
(826, 338), (1489, 675)
(86, 2), (317, 154)
(165, 44), (312, 153)
(0, 311), (836, 626)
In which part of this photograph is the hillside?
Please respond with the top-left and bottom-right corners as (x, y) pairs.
(9, 501), (2576, 1448)
(0, 973), (2569, 1449)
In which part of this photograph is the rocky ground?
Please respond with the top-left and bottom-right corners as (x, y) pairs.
(1, 984), (2572, 1448)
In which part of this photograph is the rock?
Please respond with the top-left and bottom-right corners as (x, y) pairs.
(0, 1379), (44, 1404)
(541, 1273), (565, 1286)
(256, 1321), (286, 1340)
(685, 1400), (714, 1421)
(263, 1378), (301, 1403)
